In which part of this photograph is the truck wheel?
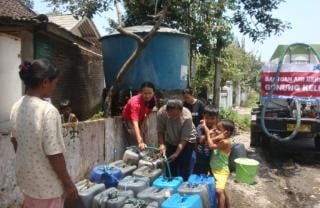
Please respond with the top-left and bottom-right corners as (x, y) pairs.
(315, 136), (320, 151)
(250, 125), (261, 147)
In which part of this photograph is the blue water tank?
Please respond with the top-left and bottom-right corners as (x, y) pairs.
(101, 25), (190, 90)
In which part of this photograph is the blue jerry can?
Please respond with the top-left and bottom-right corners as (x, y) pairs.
(161, 193), (203, 208)
(188, 174), (215, 208)
(152, 175), (183, 193)
(89, 165), (124, 188)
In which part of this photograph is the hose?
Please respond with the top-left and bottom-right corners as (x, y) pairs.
(260, 43), (320, 142)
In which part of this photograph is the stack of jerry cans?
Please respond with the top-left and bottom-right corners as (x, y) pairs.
(75, 179), (105, 208)
(89, 165), (124, 188)
(160, 193), (203, 208)
(133, 166), (162, 184)
(118, 176), (150, 196)
(121, 198), (159, 208)
(137, 186), (173, 204)
(152, 175), (183, 193)
(91, 187), (134, 208)
(188, 174), (216, 208)
(109, 160), (137, 176)
(178, 182), (210, 208)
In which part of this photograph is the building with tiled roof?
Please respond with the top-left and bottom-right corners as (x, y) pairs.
(0, 0), (104, 142)
(0, 0), (36, 17)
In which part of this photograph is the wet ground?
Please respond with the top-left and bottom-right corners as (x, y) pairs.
(227, 130), (320, 208)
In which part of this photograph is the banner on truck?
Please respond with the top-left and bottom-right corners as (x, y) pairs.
(261, 63), (320, 99)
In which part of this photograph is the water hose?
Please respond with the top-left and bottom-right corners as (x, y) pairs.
(260, 43), (320, 142)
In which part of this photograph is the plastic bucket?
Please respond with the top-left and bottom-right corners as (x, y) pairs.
(234, 158), (259, 185)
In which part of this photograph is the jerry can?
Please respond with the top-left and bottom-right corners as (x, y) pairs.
(89, 165), (124, 188)
(138, 157), (163, 169)
(178, 182), (210, 208)
(188, 174), (215, 208)
(152, 175), (183, 193)
(160, 193), (203, 208)
(133, 165), (162, 184)
(137, 186), (173, 204)
(118, 176), (150, 196)
(123, 148), (140, 166)
(121, 198), (159, 208)
(91, 187), (134, 208)
(109, 160), (137, 176)
(75, 179), (105, 208)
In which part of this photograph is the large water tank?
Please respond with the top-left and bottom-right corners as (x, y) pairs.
(101, 25), (190, 91)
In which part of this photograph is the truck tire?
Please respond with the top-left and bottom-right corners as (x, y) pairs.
(315, 135), (320, 151)
(250, 124), (261, 147)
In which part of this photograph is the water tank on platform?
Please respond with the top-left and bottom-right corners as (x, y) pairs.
(101, 25), (191, 91)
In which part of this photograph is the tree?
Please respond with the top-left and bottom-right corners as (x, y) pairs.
(45, 0), (289, 107)
(44, 0), (113, 18)
(122, 0), (289, 107)
(44, 0), (167, 116)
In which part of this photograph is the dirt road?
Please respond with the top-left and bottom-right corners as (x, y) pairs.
(227, 130), (320, 208)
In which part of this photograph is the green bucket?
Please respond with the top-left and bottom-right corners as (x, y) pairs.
(234, 158), (259, 185)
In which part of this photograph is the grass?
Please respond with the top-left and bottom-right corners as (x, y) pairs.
(219, 108), (250, 131)
(242, 90), (259, 108)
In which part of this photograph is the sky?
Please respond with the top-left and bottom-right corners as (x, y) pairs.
(33, 0), (320, 62)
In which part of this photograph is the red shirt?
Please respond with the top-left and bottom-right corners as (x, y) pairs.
(122, 94), (154, 122)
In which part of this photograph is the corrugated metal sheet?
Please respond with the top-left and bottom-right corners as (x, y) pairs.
(49, 15), (80, 31)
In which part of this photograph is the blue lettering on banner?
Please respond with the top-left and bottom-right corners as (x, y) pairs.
(313, 64), (320, 71)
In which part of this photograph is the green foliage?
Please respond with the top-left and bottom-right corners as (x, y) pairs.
(219, 108), (250, 130)
(192, 40), (262, 95)
(220, 41), (262, 87)
(89, 111), (104, 120)
(124, 0), (232, 56)
(243, 90), (259, 108)
(44, 0), (114, 18)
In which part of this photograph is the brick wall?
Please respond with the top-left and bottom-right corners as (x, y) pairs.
(35, 33), (105, 120)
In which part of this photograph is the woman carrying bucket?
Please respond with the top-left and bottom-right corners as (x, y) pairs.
(204, 119), (235, 208)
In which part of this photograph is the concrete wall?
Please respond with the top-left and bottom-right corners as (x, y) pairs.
(0, 113), (158, 208)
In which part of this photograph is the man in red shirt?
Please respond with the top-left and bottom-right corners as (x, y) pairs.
(122, 82), (156, 150)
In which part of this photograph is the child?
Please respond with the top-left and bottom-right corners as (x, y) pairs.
(205, 119), (235, 208)
(10, 59), (78, 208)
(59, 99), (78, 123)
(193, 105), (219, 175)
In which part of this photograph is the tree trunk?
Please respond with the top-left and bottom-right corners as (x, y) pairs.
(213, 36), (223, 108)
(104, 5), (167, 116)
